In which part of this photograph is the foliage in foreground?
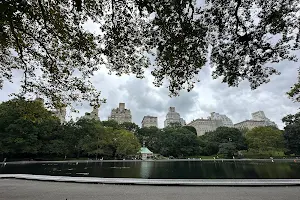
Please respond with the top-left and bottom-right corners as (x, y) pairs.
(1, 0), (299, 105)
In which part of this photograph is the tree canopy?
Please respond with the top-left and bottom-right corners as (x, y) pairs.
(245, 126), (285, 153)
(0, 98), (141, 160)
(1, 0), (299, 105)
(283, 112), (300, 155)
(199, 127), (247, 157)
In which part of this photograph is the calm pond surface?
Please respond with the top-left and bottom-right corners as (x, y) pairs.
(1, 160), (300, 179)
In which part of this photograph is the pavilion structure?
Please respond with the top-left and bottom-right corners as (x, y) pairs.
(139, 141), (153, 160)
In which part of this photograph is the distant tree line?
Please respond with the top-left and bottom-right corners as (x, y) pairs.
(0, 99), (140, 161)
(0, 99), (299, 161)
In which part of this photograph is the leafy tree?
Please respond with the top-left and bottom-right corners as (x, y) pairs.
(1, 0), (299, 104)
(284, 123), (300, 155)
(245, 127), (285, 153)
(283, 112), (300, 155)
(182, 126), (197, 135)
(218, 143), (236, 158)
(76, 119), (142, 159)
(0, 99), (143, 160)
(159, 126), (200, 157)
(59, 121), (83, 158)
(77, 119), (113, 159)
(287, 69), (300, 102)
(136, 126), (161, 153)
(167, 122), (183, 128)
(0, 98), (59, 157)
(282, 112), (300, 125)
(199, 127), (247, 156)
(38, 118), (66, 157)
(136, 125), (200, 157)
(101, 120), (120, 130)
(3, 119), (41, 155)
(119, 122), (140, 133)
(114, 130), (141, 158)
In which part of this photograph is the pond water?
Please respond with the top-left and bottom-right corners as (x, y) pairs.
(1, 160), (300, 179)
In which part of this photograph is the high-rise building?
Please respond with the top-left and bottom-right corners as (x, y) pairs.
(187, 112), (233, 136)
(251, 111), (277, 127)
(83, 106), (100, 121)
(234, 111), (277, 130)
(164, 107), (186, 127)
(209, 112), (233, 127)
(234, 120), (266, 130)
(252, 111), (269, 121)
(188, 118), (223, 136)
(142, 116), (158, 128)
(108, 103), (132, 124)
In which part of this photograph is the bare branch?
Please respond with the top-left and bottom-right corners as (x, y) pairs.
(234, 0), (247, 36)
(14, 26), (55, 65)
(37, 0), (48, 29)
(112, 0), (116, 28)
(9, 19), (29, 88)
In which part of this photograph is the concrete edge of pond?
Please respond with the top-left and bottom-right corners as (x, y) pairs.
(1, 174), (300, 186)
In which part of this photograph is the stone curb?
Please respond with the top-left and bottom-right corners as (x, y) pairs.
(1, 174), (300, 186)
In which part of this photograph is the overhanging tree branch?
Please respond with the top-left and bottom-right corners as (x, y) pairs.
(9, 19), (29, 88)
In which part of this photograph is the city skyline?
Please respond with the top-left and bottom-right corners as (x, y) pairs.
(72, 102), (278, 132)
(0, 62), (298, 129)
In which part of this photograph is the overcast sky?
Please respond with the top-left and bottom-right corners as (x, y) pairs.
(1, 3), (299, 129)
(1, 56), (298, 129)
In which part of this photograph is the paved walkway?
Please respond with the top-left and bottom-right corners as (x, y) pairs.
(1, 174), (300, 186)
(0, 179), (299, 200)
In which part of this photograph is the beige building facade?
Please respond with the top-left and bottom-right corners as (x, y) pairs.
(83, 106), (100, 121)
(208, 112), (233, 127)
(187, 112), (233, 136)
(188, 118), (223, 136)
(108, 103), (132, 124)
(142, 116), (158, 128)
(164, 107), (186, 127)
(234, 111), (277, 130)
(234, 120), (266, 130)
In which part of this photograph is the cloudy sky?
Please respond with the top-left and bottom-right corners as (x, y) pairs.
(2, 55), (299, 129)
(1, 2), (299, 129)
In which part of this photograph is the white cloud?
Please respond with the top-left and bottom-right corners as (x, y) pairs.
(1, 57), (299, 129)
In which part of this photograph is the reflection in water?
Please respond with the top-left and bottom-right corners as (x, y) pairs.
(1, 160), (300, 179)
(140, 161), (154, 179)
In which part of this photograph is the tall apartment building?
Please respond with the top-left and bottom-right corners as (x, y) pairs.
(164, 107), (186, 127)
(142, 116), (158, 128)
(187, 112), (233, 136)
(82, 106), (100, 121)
(234, 111), (277, 130)
(188, 118), (223, 136)
(208, 112), (233, 127)
(234, 120), (266, 130)
(252, 111), (277, 127)
(108, 103), (132, 124)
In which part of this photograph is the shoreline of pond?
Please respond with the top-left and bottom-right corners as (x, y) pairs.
(2, 158), (300, 165)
